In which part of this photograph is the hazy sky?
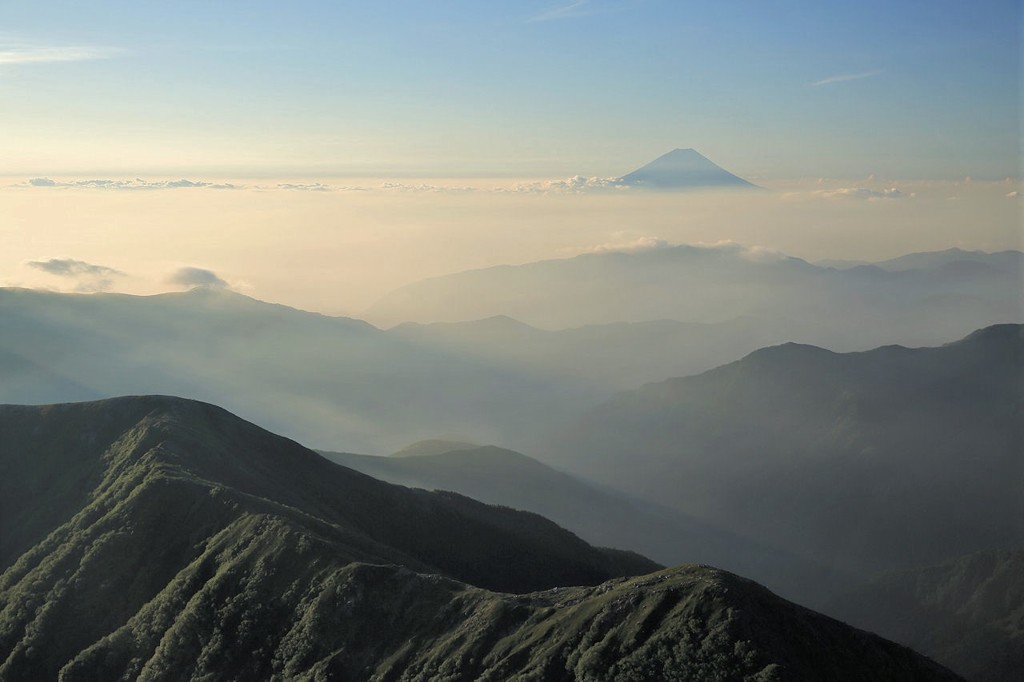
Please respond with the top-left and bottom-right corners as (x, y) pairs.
(2, 1), (1019, 179)
(3, 177), (1018, 318)
(2, 2), (1020, 318)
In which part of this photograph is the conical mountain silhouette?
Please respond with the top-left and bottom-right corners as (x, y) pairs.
(618, 148), (757, 189)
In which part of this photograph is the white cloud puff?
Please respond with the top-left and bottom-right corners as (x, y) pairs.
(580, 236), (671, 254)
(168, 267), (230, 290)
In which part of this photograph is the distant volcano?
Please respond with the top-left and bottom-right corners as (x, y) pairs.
(618, 148), (758, 189)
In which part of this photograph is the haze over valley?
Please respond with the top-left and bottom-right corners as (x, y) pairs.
(2, 2), (1020, 680)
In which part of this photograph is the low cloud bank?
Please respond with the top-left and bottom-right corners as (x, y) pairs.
(24, 178), (240, 190)
(812, 187), (910, 200)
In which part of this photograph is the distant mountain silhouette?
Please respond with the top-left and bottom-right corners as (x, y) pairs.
(617, 148), (758, 189)
(553, 324), (1024, 576)
(873, 247), (1023, 273)
(0, 397), (959, 681)
(367, 244), (1021, 336)
(0, 287), (597, 453)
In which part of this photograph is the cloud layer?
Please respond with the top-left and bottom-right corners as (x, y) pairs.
(813, 187), (909, 200)
(24, 178), (240, 190)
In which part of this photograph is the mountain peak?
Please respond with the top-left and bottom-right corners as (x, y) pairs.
(618, 148), (757, 190)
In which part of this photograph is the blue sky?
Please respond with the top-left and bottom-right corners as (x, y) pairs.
(1, 0), (1019, 178)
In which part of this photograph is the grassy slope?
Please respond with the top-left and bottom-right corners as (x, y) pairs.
(0, 396), (963, 680)
(0, 396), (657, 679)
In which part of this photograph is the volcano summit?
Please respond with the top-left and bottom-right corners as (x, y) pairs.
(618, 148), (758, 189)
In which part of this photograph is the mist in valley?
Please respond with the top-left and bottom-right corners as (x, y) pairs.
(2, 2), (1021, 679)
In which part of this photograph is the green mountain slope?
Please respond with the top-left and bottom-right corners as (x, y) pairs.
(0, 397), (961, 680)
(830, 549), (1024, 682)
(553, 324), (1024, 575)
(0, 396), (655, 680)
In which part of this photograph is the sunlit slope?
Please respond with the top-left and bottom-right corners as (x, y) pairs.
(553, 324), (1024, 574)
(0, 396), (961, 681)
(830, 549), (1024, 682)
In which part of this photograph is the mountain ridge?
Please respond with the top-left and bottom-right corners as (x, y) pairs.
(0, 395), (962, 680)
(553, 324), (1024, 575)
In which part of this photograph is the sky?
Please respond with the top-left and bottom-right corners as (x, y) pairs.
(1, 0), (1019, 179)
(1, 1), (1020, 317)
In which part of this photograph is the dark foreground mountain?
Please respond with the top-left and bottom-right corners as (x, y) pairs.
(0, 397), (960, 680)
(617, 148), (758, 189)
(552, 324), (1024, 576)
(830, 549), (1024, 682)
(324, 443), (847, 608)
(0, 396), (652, 679)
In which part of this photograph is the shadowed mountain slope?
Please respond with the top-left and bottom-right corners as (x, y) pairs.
(829, 549), (1024, 682)
(0, 397), (961, 681)
(552, 324), (1024, 576)
(324, 443), (849, 608)
(389, 315), (796, 391)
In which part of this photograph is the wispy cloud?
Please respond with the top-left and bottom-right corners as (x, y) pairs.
(0, 45), (122, 66)
(25, 258), (126, 292)
(812, 186), (910, 200)
(529, 0), (593, 22)
(810, 70), (881, 87)
(505, 175), (626, 193)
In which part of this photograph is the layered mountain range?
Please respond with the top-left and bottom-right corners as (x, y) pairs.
(0, 397), (960, 680)
(1, 245), (1019, 679)
(366, 245), (1021, 331)
(2, 247), (1019, 455)
(552, 324), (1024, 577)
